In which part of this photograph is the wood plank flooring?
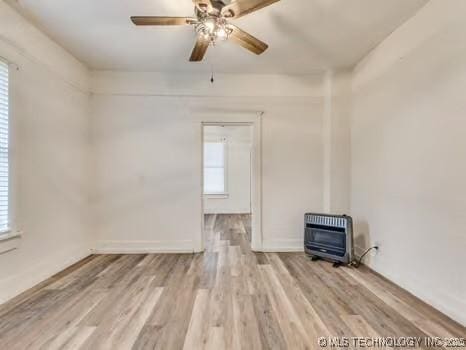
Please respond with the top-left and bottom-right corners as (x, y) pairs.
(0, 214), (464, 349)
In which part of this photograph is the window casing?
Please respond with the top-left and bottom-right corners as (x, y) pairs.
(203, 137), (227, 195)
(0, 60), (9, 234)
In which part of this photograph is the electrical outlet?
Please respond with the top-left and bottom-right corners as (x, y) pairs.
(373, 241), (381, 256)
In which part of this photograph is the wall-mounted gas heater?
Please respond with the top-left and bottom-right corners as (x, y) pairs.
(304, 213), (353, 266)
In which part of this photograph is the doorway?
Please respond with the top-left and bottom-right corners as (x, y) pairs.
(201, 123), (257, 251)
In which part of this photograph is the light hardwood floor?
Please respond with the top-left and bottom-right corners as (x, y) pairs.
(0, 214), (464, 349)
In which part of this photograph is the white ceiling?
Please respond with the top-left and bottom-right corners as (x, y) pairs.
(8, 0), (428, 74)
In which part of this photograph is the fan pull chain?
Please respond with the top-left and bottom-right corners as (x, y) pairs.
(210, 64), (215, 84)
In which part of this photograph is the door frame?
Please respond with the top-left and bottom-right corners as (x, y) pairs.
(200, 114), (263, 252)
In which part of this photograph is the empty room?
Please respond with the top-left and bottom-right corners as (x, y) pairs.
(0, 0), (465, 349)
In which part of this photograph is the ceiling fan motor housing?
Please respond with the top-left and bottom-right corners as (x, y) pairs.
(211, 0), (227, 12)
(195, 0), (226, 16)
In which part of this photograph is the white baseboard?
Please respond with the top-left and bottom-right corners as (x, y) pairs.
(203, 210), (252, 215)
(0, 245), (91, 305)
(93, 240), (196, 254)
(261, 239), (304, 252)
(95, 239), (304, 254)
(368, 263), (466, 327)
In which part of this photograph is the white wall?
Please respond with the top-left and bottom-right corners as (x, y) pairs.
(323, 70), (352, 215)
(203, 125), (252, 214)
(91, 71), (324, 253)
(351, 0), (466, 326)
(0, 1), (91, 303)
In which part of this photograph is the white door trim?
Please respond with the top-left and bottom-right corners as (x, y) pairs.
(199, 113), (263, 252)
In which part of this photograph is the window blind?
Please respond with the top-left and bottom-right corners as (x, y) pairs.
(0, 60), (9, 233)
(204, 141), (226, 194)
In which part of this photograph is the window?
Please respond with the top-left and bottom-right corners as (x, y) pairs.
(0, 60), (9, 234)
(203, 138), (227, 195)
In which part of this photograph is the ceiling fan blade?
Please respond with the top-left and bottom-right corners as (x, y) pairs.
(189, 36), (210, 62)
(131, 16), (194, 26)
(222, 0), (280, 18)
(229, 25), (268, 55)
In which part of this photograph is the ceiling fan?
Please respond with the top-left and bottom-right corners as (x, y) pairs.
(131, 0), (280, 62)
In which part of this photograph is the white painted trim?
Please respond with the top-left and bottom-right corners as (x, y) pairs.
(0, 231), (21, 254)
(91, 71), (323, 98)
(203, 193), (229, 199)
(8, 63), (21, 240)
(368, 263), (466, 327)
(261, 239), (304, 252)
(5, 59), (12, 237)
(199, 114), (263, 252)
(0, 245), (90, 304)
(93, 240), (195, 254)
(0, 231), (21, 241)
(203, 210), (251, 215)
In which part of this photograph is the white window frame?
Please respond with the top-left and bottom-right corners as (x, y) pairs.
(0, 57), (22, 254)
(203, 136), (228, 197)
(0, 58), (10, 237)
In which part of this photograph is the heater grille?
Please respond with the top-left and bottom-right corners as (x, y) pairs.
(304, 213), (353, 264)
(305, 214), (346, 228)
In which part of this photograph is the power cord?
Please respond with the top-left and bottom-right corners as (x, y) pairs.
(351, 246), (379, 268)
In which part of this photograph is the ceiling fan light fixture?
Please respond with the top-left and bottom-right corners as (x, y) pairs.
(216, 27), (228, 40)
(195, 16), (232, 44)
(204, 18), (216, 33)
